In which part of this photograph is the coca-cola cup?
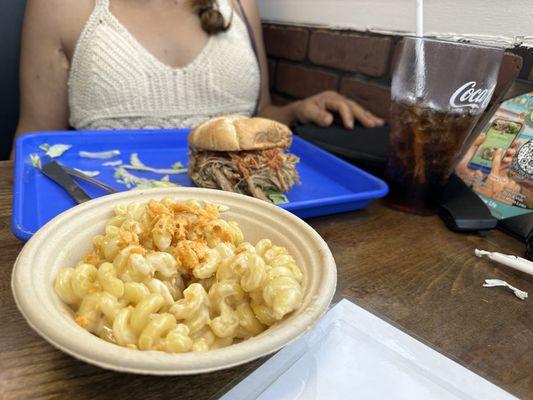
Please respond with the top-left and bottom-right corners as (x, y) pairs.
(384, 37), (504, 215)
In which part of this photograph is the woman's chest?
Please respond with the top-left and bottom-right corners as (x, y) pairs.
(68, 1), (260, 112)
(108, 1), (212, 69)
(64, 0), (212, 70)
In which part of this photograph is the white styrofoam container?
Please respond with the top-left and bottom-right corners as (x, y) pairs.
(11, 187), (337, 375)
(222, 299), (518, 400)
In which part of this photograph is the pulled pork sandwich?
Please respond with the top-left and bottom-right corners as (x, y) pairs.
(188, 115), (300, 202)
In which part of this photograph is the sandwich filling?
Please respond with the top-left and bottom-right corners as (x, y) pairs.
(189, 148), (300, 201)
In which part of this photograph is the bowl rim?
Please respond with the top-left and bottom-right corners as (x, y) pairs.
(11, 187), (337, 375)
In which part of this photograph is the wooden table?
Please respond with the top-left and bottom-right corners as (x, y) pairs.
(0, 159), (531, 400)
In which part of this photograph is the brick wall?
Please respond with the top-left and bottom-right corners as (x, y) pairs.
(263, 23), (533, 120)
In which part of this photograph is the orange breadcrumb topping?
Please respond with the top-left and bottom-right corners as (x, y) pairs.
(75, 315), (89, 328)
(171, 202), (207, 217)
(210, 222), (233, 243)
(129, 246), (145, 255)
(147, 200), (171, 217)
(83, 252), (100, 265)
(204, 203), (220, 219)
(172, 240), (207, 269)
(118, 229), (139, 246)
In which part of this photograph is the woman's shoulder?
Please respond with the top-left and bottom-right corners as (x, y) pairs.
(25, 0), (94, 24)
(24, 0), (95, 59)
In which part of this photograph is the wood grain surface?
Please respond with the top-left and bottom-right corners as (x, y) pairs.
(0, 160), (531, 399)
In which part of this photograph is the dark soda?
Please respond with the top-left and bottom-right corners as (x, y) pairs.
(384, 101), (480, 215)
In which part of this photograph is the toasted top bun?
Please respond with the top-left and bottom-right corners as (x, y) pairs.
(188, 115), (292, 151)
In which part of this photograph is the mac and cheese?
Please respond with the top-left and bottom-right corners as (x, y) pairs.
(54, 199), (303, 353)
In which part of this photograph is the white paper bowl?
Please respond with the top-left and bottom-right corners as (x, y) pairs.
(12, 188), (337, 375)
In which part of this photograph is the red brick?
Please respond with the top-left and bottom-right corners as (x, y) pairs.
(389, 41), (401, 76)
(275, 63), (339, 99)
(340, 77), (391, 119)
(263, 24), (309, 61)
(268, 59), (276, 89)
(270, 93), (291, 106)
(309, 30), (391, 77)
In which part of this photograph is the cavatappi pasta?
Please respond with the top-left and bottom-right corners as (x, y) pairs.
(54, 199), (303, 353)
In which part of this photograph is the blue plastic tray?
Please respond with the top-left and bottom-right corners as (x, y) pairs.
(12, 129), (388, 241)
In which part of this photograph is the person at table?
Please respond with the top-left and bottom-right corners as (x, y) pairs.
(14, 0), (384, 152)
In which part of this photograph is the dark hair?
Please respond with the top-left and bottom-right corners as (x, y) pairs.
(192, 0), (231, 35)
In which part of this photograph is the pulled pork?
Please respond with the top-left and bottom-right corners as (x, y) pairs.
(189, 148), (300, 201)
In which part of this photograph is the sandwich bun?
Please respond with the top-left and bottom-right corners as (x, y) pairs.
(188, 115), (292, 151)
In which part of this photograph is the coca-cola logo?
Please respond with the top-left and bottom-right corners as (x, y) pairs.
(449, 81), (493, 109)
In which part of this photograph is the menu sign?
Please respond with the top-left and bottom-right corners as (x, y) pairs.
(456, 91), (533, 220)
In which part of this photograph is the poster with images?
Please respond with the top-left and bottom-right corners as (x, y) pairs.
(456, 92), (533, 220)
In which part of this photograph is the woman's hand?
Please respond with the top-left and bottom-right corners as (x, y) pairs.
(243, 0), (384, 130)
(476, 148), (521, 205)
(291, 91), (385, 129)
(456, 135), (486, 182)
(456, 135), (518, 182)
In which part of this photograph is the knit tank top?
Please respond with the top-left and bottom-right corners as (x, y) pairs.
(68, 0), (260, 130)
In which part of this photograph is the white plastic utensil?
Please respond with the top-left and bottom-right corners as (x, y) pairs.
(483, 279), (528, 300)
(475, 249), (533, 277)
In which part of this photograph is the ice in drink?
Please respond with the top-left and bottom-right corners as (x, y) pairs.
(385, 101), (480, 214)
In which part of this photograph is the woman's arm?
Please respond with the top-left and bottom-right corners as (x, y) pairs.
(237, 0), (384, 129)
(12, 0), (71, 158)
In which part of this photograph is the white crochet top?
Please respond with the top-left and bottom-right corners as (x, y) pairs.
(68, 0), (260, 130)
